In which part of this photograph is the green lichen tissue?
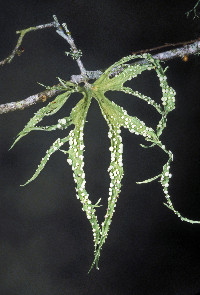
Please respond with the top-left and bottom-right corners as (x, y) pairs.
(10, 53), (200, 272)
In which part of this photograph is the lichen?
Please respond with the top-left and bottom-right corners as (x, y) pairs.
(10, 53), (200, 272)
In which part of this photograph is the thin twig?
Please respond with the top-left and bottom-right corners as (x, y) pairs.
(52, 15), (87, 76)
(0, 22), (56, 66)
(0, 15), (89, 114)
(0, 15), (87, 78)
(132, 37), (200, 55)
(186, 0), (200, 18)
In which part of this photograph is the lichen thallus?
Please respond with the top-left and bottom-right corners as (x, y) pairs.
(10, 53), (200, 272)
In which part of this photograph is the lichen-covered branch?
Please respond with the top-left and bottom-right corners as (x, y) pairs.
(1, 16), (200, 115)
(0, 22), (56, 66)
(0, 14), (87, 76)
(0, 88), (60, 114)
(110, 39), (200, 77)
(132, 37), (200, 56)
(152, 39), (200, 61)
(52, 15), (87, 76)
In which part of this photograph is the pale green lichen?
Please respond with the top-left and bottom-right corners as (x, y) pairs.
(11, 53), (200, 272)
(186, 0), (200, 18)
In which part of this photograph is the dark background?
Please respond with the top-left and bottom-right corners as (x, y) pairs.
(0, 0), (200, 294)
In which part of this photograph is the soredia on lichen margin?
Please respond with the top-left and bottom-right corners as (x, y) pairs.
(11, 53), (200, 273)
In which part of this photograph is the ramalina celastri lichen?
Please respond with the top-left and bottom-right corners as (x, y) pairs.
(10, 53), (200, 272)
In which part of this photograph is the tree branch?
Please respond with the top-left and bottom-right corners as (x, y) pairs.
(0, 88), (60, 114)
(0, 15), (91, 114)
(131, 37), (200, 55)
(0, 14), (87, 77)
(52, 15), (87, 76)
(145, 39), (200, 61)
(1, 17), (200, 115)
(109, 38), (200, 77)
(0, 22), (56, 66)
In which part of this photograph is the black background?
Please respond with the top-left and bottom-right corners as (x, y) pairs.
(0, 1), (200, 294)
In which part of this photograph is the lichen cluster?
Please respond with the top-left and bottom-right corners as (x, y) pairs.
(11, 53), (200, 272)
